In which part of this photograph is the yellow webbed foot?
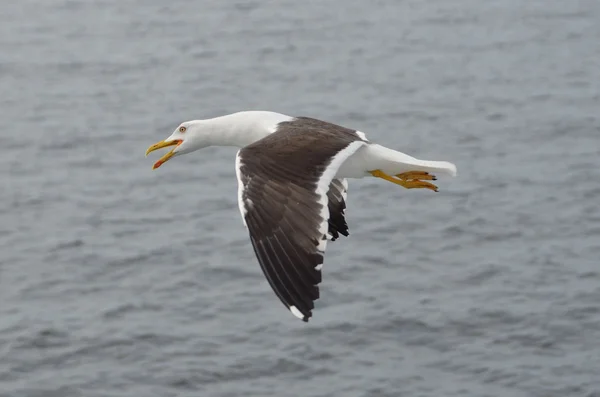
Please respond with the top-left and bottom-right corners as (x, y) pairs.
(369, 170), (439, 192)
(396, 171), (437, 181)
(400, 179), (438, 192)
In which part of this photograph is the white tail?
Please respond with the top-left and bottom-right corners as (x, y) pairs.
(365, 144), (457, 177)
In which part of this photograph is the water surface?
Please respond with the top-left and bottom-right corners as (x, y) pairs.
(1, 0), (600, 396)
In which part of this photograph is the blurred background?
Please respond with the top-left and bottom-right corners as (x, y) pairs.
(1, 0), (600, 396)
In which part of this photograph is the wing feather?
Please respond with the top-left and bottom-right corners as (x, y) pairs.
(235, 117), (367, 321)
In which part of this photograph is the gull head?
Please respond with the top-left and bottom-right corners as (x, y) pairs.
(145, 121), (209, 169)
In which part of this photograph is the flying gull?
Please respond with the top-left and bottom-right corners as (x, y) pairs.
(145, 111), (457, 322)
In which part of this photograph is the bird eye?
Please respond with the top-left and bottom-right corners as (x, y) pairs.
(179, 126), (186, 133)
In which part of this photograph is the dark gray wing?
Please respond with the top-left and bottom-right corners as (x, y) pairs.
(235, 117), (366, 321)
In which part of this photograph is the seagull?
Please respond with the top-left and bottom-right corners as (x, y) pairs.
(145, 111), (457, 322)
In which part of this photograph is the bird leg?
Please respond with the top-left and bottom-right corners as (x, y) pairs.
(396, 171), (437, 181)
(369, 170), (439, 192)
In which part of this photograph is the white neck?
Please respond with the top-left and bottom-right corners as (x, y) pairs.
(197, 111), (293, 148)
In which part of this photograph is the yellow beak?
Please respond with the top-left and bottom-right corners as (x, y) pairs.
(145, 139), (182, 169)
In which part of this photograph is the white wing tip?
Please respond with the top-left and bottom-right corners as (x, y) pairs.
(289, 305), (304, 320)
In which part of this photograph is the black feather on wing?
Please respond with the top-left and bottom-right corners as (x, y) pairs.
(235, 117), (366, 321)
(326, 178), (349, 241)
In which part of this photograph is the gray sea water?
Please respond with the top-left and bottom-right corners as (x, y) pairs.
(2, 0), (600, 396)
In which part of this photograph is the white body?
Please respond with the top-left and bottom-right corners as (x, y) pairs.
(167, 110), (457, 179)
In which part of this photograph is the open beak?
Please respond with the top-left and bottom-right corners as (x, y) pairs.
(145, 139), (182, 169)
